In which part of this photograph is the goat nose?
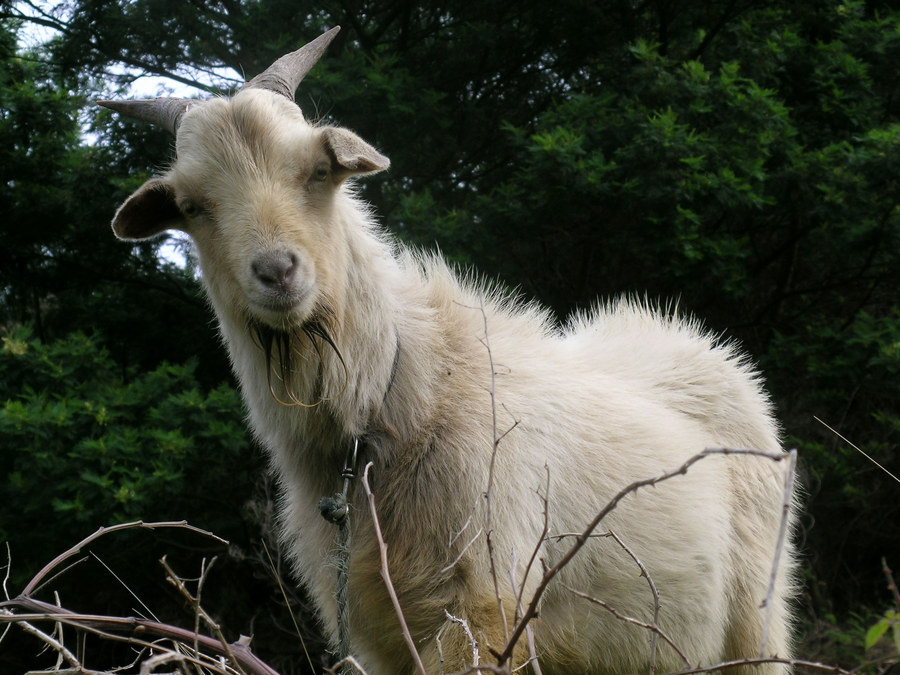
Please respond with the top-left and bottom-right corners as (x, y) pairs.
(252, 249), (299, 288)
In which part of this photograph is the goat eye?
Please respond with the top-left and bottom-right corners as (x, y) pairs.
(180, 200), (202, 218)
(313, 165), (330, 182)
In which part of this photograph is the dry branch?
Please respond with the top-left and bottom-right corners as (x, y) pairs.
(496, 446), (793, 667)
(1, 520), (278, 675)
(759, 447), (797, 657)
(22, 520), (228, 597)
(559, 584), (690, 668)
(0, 597), (279, 675)
(360, 461), (427, 675)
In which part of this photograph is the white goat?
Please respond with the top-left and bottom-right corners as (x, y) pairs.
(101, 27), (796, 674)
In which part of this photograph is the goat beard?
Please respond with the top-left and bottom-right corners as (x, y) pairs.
(248, 309), (346, 407)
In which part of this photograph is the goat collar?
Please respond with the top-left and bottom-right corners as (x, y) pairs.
(318, 437), (357, 526)
(383, 324), (401, 405)
(320, 325), (399, 517)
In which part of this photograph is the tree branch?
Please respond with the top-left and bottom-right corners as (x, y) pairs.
(361, 462), (426, 675)
(497, 447), (792, 666)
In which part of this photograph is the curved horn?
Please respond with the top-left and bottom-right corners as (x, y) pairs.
(97, 97), (194, 136)
(242, 26), (340, 101)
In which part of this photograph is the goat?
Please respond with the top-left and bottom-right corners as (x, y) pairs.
(100, 27), (796, 674)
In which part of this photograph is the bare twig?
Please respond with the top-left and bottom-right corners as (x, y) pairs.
(160, 555), (248, 675)
(361, 461), (426, 675)
(440, 526), (484, 575)
(546, 532), (610, 541)
(606, 530), (667, 673)
(2, 609), (82, 670)
(497, 447), (791, 666)
(1, 596), (279, 674)
(90, 551), (160, 622)
(0, 543), (11, 646)
(560, 584), (691, 667)
(883, 557), (900, 609)
(515, 465), (551, 624)
(443, 609), (480, 669)
(2, 542), (10, 600)
(139, 650), (190, 675)
(22, 520), (228, 596)
(2, 520), (281, 675)
(668, 656), (853, 675)
(476, 300), (513, 646)
(508, 551), (542, 675)
(327, 654), (368, 674)
(760, 448), (797, 657)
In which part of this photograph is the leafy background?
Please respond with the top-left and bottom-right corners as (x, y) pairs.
(1, 0), (899, 671)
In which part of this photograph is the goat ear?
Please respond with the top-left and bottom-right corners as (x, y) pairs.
(112, 178), (184, 240)
(322, 127), (390, 178)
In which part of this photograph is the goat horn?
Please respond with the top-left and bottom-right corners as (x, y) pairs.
(97, 97), (194, 136)
(97, 27), (339, 133)
(242, 26), (341, 100)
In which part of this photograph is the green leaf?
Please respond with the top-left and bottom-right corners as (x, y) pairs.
(865, 617), (890, 650)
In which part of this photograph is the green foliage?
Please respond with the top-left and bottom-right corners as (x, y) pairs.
(463, 54), (800, 312)
(0, 18), (229, 382)
(866, 610), (900, 653)
(0, 328), (255, 579)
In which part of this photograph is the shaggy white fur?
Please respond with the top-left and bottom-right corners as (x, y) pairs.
(109, 82), (796, 674)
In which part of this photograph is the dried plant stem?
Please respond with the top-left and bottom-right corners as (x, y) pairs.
(668, 656), (853, 675)
(1, 519), (280, 675)
(3, 609), (81, 669)
(22, 520), (228, 597)
(605, 530), (669, 673)
(476, 300), (512, 646)
(515, 465), (551, 624)
(497, 447), (792, 666)
(361, 461), (426, 675)
(507, 553), (542, 675)
(814, 416), (900, 485)
(883, 557), (900, 608)
(1, 596), (278, 675)
(559, 584), (690, 667)
(759, 448), (797, 657)
(328, 654), (368, 674)
(160, 555), (248, 675)
(443, 609), (480, 669)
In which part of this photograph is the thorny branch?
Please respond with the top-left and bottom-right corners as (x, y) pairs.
(496, 446), (795, 667)
(606, 530), (669, 673)
(0, 598), (271, 674)
(508, 551), (542, 675)
(361, 461), (427, 675)
(760, 447), (797, 657)
(439, 609), (480, 671)
(1, 520), (277, 675)
(22, 519), (228, 597)
(514, 465), (551, 625)
(160, 554), (249, 675)
(476, 300), (515, 647)
(560, 583), (691, 669)
(669, 657), (853, 675)
(3, 609), (83, 671)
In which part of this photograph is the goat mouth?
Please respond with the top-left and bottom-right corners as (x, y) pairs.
(247, 310), (348, 407)
(245, 293), (316, 331)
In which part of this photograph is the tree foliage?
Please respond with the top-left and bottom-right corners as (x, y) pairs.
(1, 0), (899, 668)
